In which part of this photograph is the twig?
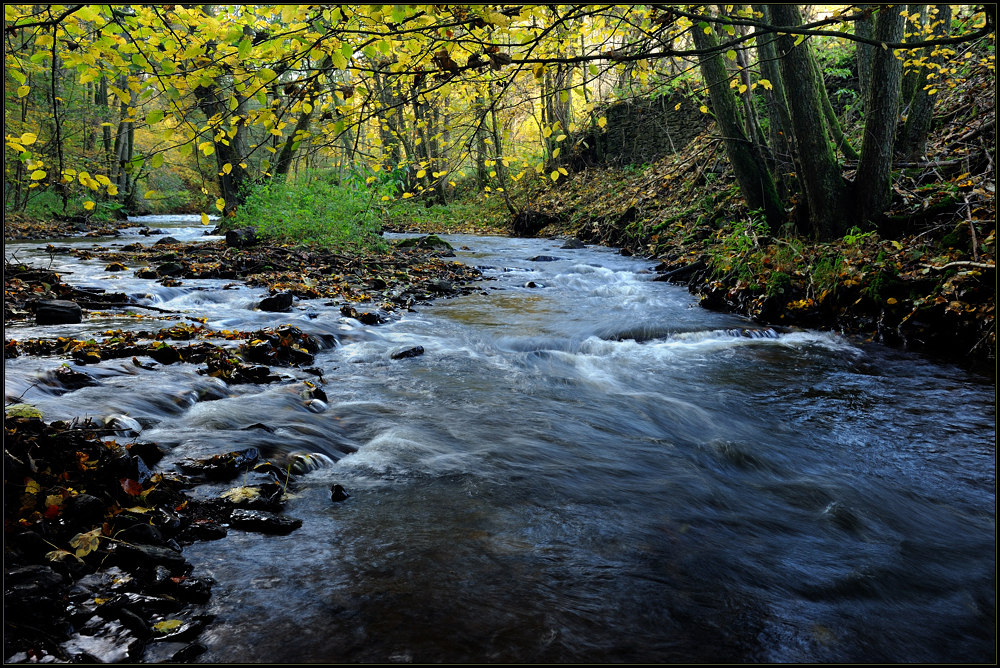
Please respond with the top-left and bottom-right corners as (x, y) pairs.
(922, 261), (995, 271)
(963, 195), (979, 261)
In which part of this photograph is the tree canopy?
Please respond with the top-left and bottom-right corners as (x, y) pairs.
(4, 4), (995, 237)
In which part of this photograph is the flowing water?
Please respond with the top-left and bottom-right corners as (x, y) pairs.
(4, 216), (995, 662)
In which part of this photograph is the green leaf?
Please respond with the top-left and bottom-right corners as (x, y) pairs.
(146, 109), (164, 125)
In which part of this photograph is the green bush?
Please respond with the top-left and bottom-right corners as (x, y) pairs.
(228, 178), (388, 252)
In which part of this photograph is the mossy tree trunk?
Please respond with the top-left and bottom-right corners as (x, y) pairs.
(899, 4), (952, 160)
(771, 4), (851, 239)
(692, 20), (784, 233)
(853, 5), (906, 224)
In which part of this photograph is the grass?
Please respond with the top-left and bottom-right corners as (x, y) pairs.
(227, 177), (388, 252)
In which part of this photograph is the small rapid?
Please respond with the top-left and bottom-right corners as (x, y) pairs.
(4, 218), (995, 663)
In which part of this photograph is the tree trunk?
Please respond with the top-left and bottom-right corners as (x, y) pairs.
(899, 4), (951, 160)
(853, 5), (906, 224)
(771, 3), (850, 239)
(811, 53), (860, 160)
(692, 20), (784, 232)
(855, 5), (876, 117)
(194, 83), (250, 214)
(752, 6), (800, 198)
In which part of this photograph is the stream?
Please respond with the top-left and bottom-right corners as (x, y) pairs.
(4, 215), (995, 663)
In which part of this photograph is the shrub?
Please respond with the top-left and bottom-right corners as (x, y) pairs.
(228, 177), (388, 252)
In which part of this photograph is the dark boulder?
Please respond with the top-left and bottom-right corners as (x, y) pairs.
(258, 292), (294, 312)
(177, 448), (260, 480)
(330, 484), (350, 502)
(225, 227), (258, 249)
(229, 508), (302, 535)
(36, 299), (83, 325)
(154, 236), (180, 245)
(155, 261), (185, 277)
(390, 345), (424, 360)
(112, 543), (188, 574)
(560, 238), (586, 249)
(528, 255), (560, 262)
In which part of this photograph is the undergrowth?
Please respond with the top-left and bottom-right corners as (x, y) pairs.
(228, 176), (388, 252)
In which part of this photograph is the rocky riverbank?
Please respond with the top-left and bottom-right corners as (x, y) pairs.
(3, 223), (485, 662)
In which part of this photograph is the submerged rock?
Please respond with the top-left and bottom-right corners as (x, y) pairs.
(330, 484), (350, 502)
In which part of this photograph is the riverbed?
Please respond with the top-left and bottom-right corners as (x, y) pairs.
(4, 216), (995, 662)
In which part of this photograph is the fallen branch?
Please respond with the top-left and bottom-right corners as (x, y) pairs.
(923, 261), (995, 271)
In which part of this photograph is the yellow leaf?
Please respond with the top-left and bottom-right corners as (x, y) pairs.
(30, 170), (46, 180)
(758, 78), (773, 90)
(699, 105), (709, 113)
(887, 297), (898, 305)
(674, 102), (682, 111)
(558, 167), (568, 175)
(402, 192), (413, 198)
(416, 169), (426, 178)
(107, 184), (119, 196)
(215, 198), (226, 211)
(19, 132), (37, 146)
(552, 147), (561, 158)
(550, 170), (560, 181)
(200, 213), (210, 225)
(17, 85), (29, 97)
(96, 174), (111, 186)
(153, 620), (185, 634)
(222, 163), (233, 175)
(83, 201), (95, 211)
(737, 84), (748, 94)
(596, 116), (607, 129)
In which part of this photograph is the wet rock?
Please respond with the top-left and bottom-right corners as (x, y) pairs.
(341, 304), (382, 325)
(127, 441), (164, 466)
(136, 267), (159, 279)
(153, 575), (215, 604)
(154, 236), (180, 245)
(113, 543), (188, 574)
(62, 493), (108, 526)
(103, 592), (184, 617)
(225, 227), (258, 249)
(178, 519), (228, 542)
(528, 255), (560, 262)
(330, 484), (350, 502)
(105, 262), (128, 272)
(426, 279), (454, 294)
(560, 238), (586, 249)
(171, 642), (208, 662)
(116, 523), (165, 546)
(391, 345), (425, 360)
(524, 281), (539, 288)
(219, 482), (284, 511)
(51, 365), (100, 390)
(258, 292), (294, 312)
(155, 261), (185, 276)
(35, 299), (83, 325)
(177, 447), (260, 480)
(149, 344), (181, 365)
(229, 508), (303, 535)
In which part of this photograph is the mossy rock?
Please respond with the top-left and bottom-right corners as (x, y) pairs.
(5, 403), (43, 419)
(395, 234), (453, 251)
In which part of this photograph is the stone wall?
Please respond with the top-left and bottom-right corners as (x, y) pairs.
(568, 95), (710, 168)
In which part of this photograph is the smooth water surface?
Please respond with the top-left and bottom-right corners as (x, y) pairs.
(4, 217), (995, 662)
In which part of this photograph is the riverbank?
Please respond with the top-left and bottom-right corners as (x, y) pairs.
(3, 223), (485, 662)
